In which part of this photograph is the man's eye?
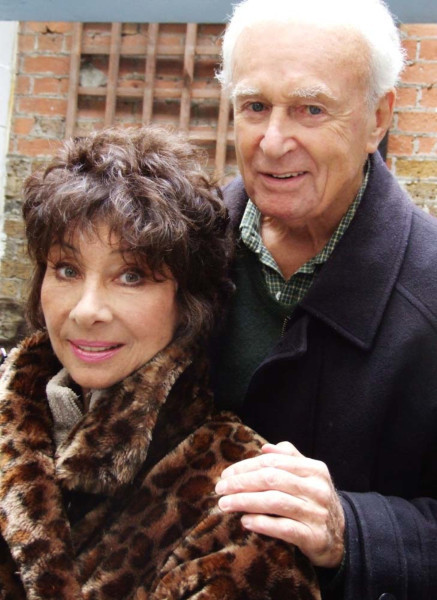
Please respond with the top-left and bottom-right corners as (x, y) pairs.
(307, 105), (322, 115)
(250, 102), (265, 112)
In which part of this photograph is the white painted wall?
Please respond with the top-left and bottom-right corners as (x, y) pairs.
(0, 21), (18, 258)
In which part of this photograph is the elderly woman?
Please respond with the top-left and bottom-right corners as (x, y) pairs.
(0, 126), (320, 600)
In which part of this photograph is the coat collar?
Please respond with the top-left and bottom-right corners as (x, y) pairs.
(0, 332), (211, 599)
(0, 331), (206, 495)
(223, 152), (413, 350)
(300, 153), (412, 349)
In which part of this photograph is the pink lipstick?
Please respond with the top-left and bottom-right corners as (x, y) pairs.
(69, 340), (123, 363)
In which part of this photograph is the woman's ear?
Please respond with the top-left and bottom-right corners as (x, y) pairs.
(366, 89), (396, 154)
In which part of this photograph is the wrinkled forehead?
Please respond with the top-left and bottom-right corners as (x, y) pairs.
(231, 21), (372, 89)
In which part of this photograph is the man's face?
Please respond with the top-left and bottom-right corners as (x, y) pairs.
(232, 22), (389, 229)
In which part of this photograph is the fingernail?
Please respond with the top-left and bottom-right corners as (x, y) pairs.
(218, 497), (230, 511)
(241, 515), (253, 529)
(220, 465), (234, 477)
(215, 480), (226, 494)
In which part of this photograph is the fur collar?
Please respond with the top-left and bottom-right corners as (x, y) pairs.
(0, 331), (213, 599)
(0, 331), (212, 495)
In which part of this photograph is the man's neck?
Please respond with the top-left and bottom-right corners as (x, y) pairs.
(260, 216), (334, 279)
(259, 162), (370, 279)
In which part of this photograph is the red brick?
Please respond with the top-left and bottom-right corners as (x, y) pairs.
(417, 137), (437, 154)
(63, 36), (73, 53)
(24, 22), (72, 34)
(119, 58), (146, 78)
(14, 75), (31, 95)
(397, 111), (437, 133)
(12, 117), (35, 136)
(16, 137), (61, 156)
(23, 55), (70, 76)
(118, 79), (144, 91)
(421, 87), (437, 109)
(83, 23), (111, 35)
(82, 34), (111, 53)
(401, 62), (437, 85)
(23, 22), (49, 33)
(401, 24), (437, 38)
(394, 87), (417, 108)
(159, 32), (186, 46)
(155, 79), (182, 90)
(420, 39), (437, 60)
(388, 134), (414, 156)
(77, 97), (106, 119)
(120, 33), (148, 52)
(44, 22), (73, 34)
(160, 24), (186, 35)
(401, 39), (417, 62)
(37, 34), (65, 53)
(122, 23), (140, 35)
(33, 77), (69, 95)
(18, 97), (68, 117)
(18, 33), (36, 53)
(198, 24), (224, 37)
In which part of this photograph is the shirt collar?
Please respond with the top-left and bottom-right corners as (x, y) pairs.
(240, 160), (370, 277)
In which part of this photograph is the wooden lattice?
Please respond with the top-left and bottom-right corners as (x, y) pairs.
(65, 22), (235, 182)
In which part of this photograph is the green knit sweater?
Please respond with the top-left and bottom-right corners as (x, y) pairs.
(213, 244), (291, 411)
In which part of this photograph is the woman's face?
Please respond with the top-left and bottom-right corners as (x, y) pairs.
(41, 223), (179, 395)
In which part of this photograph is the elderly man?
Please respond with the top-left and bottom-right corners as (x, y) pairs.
(212, 0), (437, 598)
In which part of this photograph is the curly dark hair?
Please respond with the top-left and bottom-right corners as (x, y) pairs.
(22, 125), (233, 345)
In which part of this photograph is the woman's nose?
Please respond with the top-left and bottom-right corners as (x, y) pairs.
(259, 110), (298, 159)
(69, 283), (113, 327)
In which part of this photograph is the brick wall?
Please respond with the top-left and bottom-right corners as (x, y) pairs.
(0, 21), (436, 348)
(388, 24), (437, 212)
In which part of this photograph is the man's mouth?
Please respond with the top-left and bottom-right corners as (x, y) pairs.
(269, 171), (306, 179)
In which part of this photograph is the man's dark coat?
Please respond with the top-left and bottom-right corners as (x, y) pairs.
(218, 152), (437, 599)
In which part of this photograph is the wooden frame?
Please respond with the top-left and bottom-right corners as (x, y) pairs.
(65, 22), (233, 182)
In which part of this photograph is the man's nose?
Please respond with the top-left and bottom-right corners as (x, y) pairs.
(69, 283), (113, 327)
(259, 110), (298, 159)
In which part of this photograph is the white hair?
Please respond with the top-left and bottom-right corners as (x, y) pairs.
(217, 0), (406, 103)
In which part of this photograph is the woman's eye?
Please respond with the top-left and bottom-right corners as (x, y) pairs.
(120, 271), (143, 285)
(57, 264), (78, 279)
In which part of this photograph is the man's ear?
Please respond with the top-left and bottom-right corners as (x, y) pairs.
(366, 89), (396, 154)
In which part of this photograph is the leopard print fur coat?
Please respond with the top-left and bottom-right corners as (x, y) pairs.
(0, 331), (320, 600)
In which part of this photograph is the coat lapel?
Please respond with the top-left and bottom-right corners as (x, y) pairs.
(0, 332), (83, 599)
(301, 152), (413, 350)
(55, 343), (192, 494)
(0, 332), (201, 599)
(223, 153), (413, 351)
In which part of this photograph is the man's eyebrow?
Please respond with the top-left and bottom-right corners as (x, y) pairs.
(288, 86), (338, 102)
(231, 84), (337, 103)
(231, 85), (262, 101)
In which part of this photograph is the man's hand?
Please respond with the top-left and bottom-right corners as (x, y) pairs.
(215, 441), (345, 568)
